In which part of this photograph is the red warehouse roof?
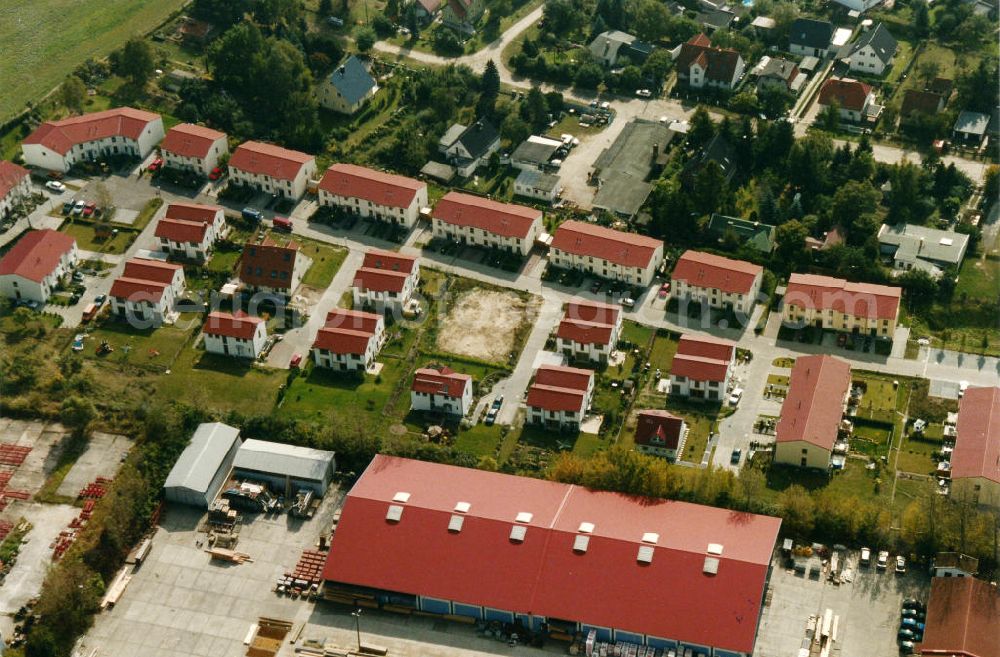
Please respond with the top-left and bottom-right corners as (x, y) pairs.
(0, 229), (76, 283)
(0, 161), (29, 200)
(155, 218), (208, 244)
(160, 123), (226, 159)
(951, 386), (1000, 485)
(353, 267), (409, 294)
(411, 367), (472, 398)
(229, 141), (314, 181)
(323, 455), (782, 655)
(776, 355), (851, 451)
(313, 327), (375, 355)
(676, 334), (735, 363)
(818, 77), (873, 112)
(23, 107), (160, 155)
(556, 319), (615, 347)
(122, 258), (183, 285)
(362, 249), (417, 275)
(551, 220), (662, 270)
(670, 354), (731, 383)
(432, 192), (542, 239)
(635, 410), (686, 450)
(109, 277), (169, 302)
(324, 308), (381, 334)
(920, 577), (999, 657)
(203, 311), (263, 340)
(564, 300), (620, 326)
(319, 164), (425, 209)
(785, 273), (901, 321)
(165, 202), (221, 225)
(672, 250), (762, 296)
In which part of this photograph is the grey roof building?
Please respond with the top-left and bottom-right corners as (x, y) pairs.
(319, 55), (379, 114)
(514, 168), (562, 203)
(589, 30), (654, 66)
(511, 135), (563, 171)
(591, 119), (673, 219)
(878, 223), (970, 278)
(789, 18), (834, 57)
(233, 438), (336, 496)
(848, 23), (897, 65)
(164, 422), (242, 508)
(953, 110), (990, 145)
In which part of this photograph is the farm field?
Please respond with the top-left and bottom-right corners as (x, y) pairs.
(0, 0), (187, 122)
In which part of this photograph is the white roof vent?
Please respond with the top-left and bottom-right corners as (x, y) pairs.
(707, 543), (724, 555)
(392, 491), (411, 503)
(641, 532), (659, 544)
(637, 545), (654, 564)
(454, 501), (471, 513)
(573, 535), (590, 553)
(510, 525), (527, 543)
(448, 514), (464, 533)
(939, 237), (954, 246)
(703, 556), (720, 575)
(515, 511), (533, 523)
(386, 505), (404, 522)
(577, 522), (595, 533)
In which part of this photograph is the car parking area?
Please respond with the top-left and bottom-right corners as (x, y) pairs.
(755, 550), (930, 657)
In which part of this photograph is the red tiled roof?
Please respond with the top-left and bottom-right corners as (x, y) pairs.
(551, 220), (662, 269)
(122, 258), (182, 285)
(556, 319), (615, 347)
(165, 202), (221, 225)
(203, 311), (263, 340)
(564, 300), (620, 326)
(534, 364), (594, 391)
(361, 249), (418, 275)
(353, 267), (409, 294)
(671, 354), (730, 383)
(0, 161), (29, 200)
(635, 410), (686, 449)
(672, 250), (762, 295)
(527, 365), (594, 413)
(23, 107), (161, 155)
(324, 308), (381, 334)
(951, 386), (1000, 485)
(319, 164), (425, 209)
(240, 237), (299, 289)
(785, 273), (901, 321)
(160, 123), (226, 159)
(676, 35), (743, 85)
(0, 229), (75, 283)
(900, 89), (944, 118)
(109, 277), (168, 302)
(432, 191), (542, 239)
(229, 141), (314, 181)
(411, 367), (471, 398)
(313, 327), (375, 355)
(155, 218), (208, 244)
(676, 334), (735, 362)
(818, 77), (873, 112)
(775, 355), (851, 451)
(323, 455), (782, 655)
(920, 577), (999, 657)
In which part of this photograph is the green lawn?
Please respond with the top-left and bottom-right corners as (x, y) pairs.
(767, 374), (789, 387)
(621, 320), (654, 346)
(647, 331), (679, 371)
(852, 372), (905, 424)
(157, 348), (285, 415)
(0, 0), (188, 121)
(772, 357), (795, 368)
(80, 320), (191, 369)
(206, 249), (242, 275)
(852, 422), (893, 458)
(128, 198), (163, 231)
(278, 359), (408, 424)
(60, 221), (135, 254)
(453, 424), (505, 457)
(896, 432), (941, 476)
(955, 255), (999, 302)
(298, 239), (348, 288)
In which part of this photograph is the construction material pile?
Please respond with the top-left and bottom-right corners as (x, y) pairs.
(78, 476), (113, 500)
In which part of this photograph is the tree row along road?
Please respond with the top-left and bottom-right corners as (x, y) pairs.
(373, 13), (991, 183)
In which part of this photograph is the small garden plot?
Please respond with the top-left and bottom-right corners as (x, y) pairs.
(435, 288), (534, 364)
(851, 421), (893, 458)
(297, 239), (348, 289)
(60, 221), (134, 254)
(850, 373), (905, 424)
(81, 321), (192, 369)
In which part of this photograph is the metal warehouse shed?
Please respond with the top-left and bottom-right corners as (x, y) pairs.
(164, 422), (242, 508)
(233, 439), (335, 497)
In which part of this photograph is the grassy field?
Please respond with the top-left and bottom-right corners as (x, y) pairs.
(81, 320), (191, 369)
(298, 239), (348, 288)
(955, 254), (999, 301)
(0, 0), (187, 122)
(157, 348), (285, 415)
(60, 221), (135, 254)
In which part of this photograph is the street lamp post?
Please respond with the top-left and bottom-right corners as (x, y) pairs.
(351, 608), (363, 651)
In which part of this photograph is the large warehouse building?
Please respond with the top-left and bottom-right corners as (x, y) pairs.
(323, 455), (782, 656)
(233, 439), (335, 496)
(163, 422), (242, 508)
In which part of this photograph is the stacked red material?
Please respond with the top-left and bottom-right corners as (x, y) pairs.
(0, 444), (31, 466)
(53, 501), (97, 560)
(78, 476), (113, 500)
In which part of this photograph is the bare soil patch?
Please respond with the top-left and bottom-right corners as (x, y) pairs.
(436, 289), (530, 363)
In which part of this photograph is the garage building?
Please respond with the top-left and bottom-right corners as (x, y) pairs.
(323, 455), (782, 656)
(163, 422), (242, 508)
(233, 439), (335, 497)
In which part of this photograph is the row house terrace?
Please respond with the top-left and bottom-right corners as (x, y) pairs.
(549, 220), (663, 287)
(431, 192), (542, 257)
(311, 308), (386, 372)
(228, 141), (316, 201)
(160, 123), (229, 177)
(318, 163), (427, 229)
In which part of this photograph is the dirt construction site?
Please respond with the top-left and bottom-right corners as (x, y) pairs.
(435, 289), (535, 363)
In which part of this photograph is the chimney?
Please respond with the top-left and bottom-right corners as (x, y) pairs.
(918, 237), (924, 254)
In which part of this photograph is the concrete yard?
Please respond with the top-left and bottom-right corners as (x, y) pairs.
(78, 493), (342, 657)
(0, 419), (69, 494)
(755, 550), (930, 657)
(55, 431), (133, 498)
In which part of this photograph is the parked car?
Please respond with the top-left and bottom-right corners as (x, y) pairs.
(242, 207), (263, 223)
(590, 280), (602, 293)
(147, 157), (163, 172)
(327, 15), (344, 26)
(860, 547), (871, 566)
(902, 598), (925, 612)
(730, 448), (742, 465)
(899, 640), (915, 654)
(72, 271), (85, 282)
(83, 201), (96, 217)
(72, 200), (86, 215)
(916, 337), (930, 346)
(900, 619), (924, 631)
(94, 294), (106, 306)
(62, 201), (74, 215)
(209, 167), (224, 180)
(45, 180), (66, 192)
(636, 89), (652, 98)
(895, 555), (906, 573)
(729, 388), (743, 406)
(620, 297), (635, 308)
(877, 550), (889, 570)
(81, 303), (98, 322)
(272, 216), (293, 232)
(290, 353), (303, 368)
(901, 608), (925, 620)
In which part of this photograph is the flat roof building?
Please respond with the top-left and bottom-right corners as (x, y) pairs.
(164, 422), (242, 508)
(233, 438), (335, 496)
(323, 455), (782, 655)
